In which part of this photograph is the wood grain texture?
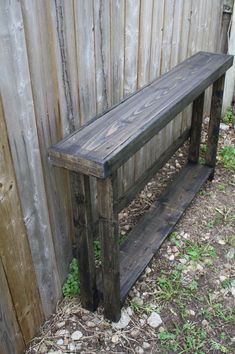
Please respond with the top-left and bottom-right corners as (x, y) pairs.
(0, 0), (61, 317)
(0, 96), (44, 342)
(206, 74), (225, 178)
(188, 92), (205, 163)
(21, 0), (73, 289)
(0, 258), (25, 354)
(97, 174), (121, 322)
(49, 52), (233, 178)
(71, 172), (98, 311)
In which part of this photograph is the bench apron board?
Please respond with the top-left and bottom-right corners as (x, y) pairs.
(49, 52), (233, 322)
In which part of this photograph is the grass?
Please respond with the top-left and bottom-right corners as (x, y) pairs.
(180, 240), (216, 263)
(62, 258), (80, 297)
(219, 145), (235, 171)
(223, 106), (235, 125)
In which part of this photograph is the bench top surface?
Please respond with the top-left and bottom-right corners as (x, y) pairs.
(49, 52), (233, 178)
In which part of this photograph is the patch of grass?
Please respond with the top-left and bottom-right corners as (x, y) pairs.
(129, 299), (160, 315)
(62, 258), (80, 297)
(220, 277), (235, 289)
(159, 322), (208, 353)
(210, 340), (229, 353)
(219, 146), (235, 171)
(180, 240), (216, 263)
(218, 183), (226, 192)
(223, 106), (235, 125)
(204, 293), (235, 323)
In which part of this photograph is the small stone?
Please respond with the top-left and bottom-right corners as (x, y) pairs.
(130, 329), (140, 337)
(48, 352), (62, 354)
(124, 224), (131, 231)
(56, 339), (64, 345)
(68, 343), (75, 352)
(56, 321), (65, 329)
(126, 306), (133, 316)
(120, 230), (126, 236)
(202, 319), (208, 327)
(71, 330), (83, 341)
(158, 326), (165, 332)
(139, 319), (145, 326)
(188, 309), (195, 316)
(220, 123), (230, 131)
(143, 342), (151, 349)
(217, 239), (226, 245)
(112, 309), (131, 329)
(86, 321), (96, 328)
(136, 347), (144, 354)
(196, 263), (204, 272)
(204, 117), (210, 124)
(145, 267), (151, 274)
(219, 275), (227, 282)
(111, 334), (119, 343)
(38, 344), (48, 353)
(147, 192), (152, 198)
(169, 254), (175, 261)
(172, 246), (178, 253)
(176, 162), (181, 169)
(147, 312), (162, 328)
(231, 337), (235, 343)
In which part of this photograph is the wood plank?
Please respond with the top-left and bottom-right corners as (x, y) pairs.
(0, 0), (61, 317)
(206, 74), (225, 178)
(115, 129), (190, 212)
(0, 96), (44, 342)
(71, 172), (98, 311)
(49, 52), (233, 178)
(21, 0), (74, 289)
(118, 163), (212, 302)
(97, 174), (121, 322)
(188, 92), (205, 163)
(0, 258), (25, 354)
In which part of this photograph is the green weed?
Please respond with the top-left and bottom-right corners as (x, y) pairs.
(180, 240), (216, 263)
(223, 106), (235, 125)
(93, 239), (101, 260)
(215, 207), (235, 224)
(62, 258), (80, 297)
(219, 146), (235, 171)
(210, 340), (229, 353)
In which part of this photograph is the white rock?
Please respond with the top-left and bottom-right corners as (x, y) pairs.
(112, 309), (131, 329)
(196, 263), (204, 272)
(56, 339), (63, 345)
(126, 306), (133, 316)
(86, 321), (95, 328)
(231, 337), (235, 343)
(188, 309), (195, 316)
(68, 343), (75, 351)
(219, 275), (227, 282)
(204, 117), (210, 124)
(147, 312), (162, 328)
(158, 326), (165, 332)
(139, 319), (145, 326)
(226, 248), (235, 260)
(111, 334), (119, 343)
(220, 123), (230, 131)
(71, 330), (83, 341)
(145, 267), (151, 274)
(217, 239), (226, 245)
(143, 342), (151, 349)
(202, 319), (208, 327)
(169, 254), (175, 261)
(136, 347), (144, 354)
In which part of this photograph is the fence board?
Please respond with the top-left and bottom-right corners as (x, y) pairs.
(0, 0), (61, 317)
(0, 96), (44, 342)
(0, 259), (25, 354)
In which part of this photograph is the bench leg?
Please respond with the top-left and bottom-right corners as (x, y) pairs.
(97, 174), (121, 322)
(71, 172), (98, 311)
(205, 74), (225, 179)
(188, 92), (205, 163)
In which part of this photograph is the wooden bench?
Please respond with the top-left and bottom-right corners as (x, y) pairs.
(49, 52), (233, 322)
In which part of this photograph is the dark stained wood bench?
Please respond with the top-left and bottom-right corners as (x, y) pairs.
(49, 52), (233, 322)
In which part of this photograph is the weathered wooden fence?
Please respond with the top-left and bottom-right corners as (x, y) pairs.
(0, 0), (231, 352)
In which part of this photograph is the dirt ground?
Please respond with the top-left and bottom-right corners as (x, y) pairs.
(26, 122), (235, 354)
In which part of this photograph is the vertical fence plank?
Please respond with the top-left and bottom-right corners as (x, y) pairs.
(0, 259), (25, 354)
(21, 0), (74, 287)
(0, 96), (44, 342)
(0, 0), (61, 317)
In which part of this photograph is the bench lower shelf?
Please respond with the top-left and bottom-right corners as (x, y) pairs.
(97, 163), (212, 303)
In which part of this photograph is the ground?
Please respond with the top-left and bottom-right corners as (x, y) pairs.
(26, 121), (235, 354)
